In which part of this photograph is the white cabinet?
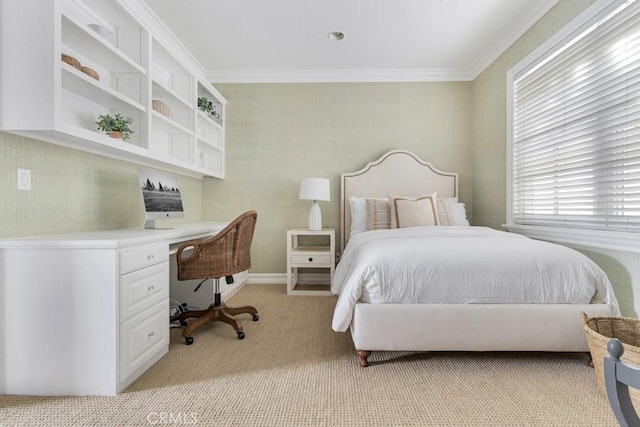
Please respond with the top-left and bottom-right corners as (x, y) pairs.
(0, 0), (226, 179)
(286, 229), (335, 295)
(0, 241), (170, 396)
(118, 244), (170, 387)
(0, 222), (227, 396)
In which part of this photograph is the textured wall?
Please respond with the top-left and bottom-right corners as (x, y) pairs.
(206, 83), (472, 273)
(0, 132), (203, 238)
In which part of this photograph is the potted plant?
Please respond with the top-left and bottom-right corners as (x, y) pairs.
(95, 113), (133, 141)
(198, 97), (219, 118)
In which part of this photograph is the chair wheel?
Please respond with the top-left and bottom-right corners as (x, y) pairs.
(237, 331), (245, 340)
(185, 336), (194, 345)
(252, 314), (259, 321)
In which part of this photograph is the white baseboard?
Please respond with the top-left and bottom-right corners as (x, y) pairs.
(246, 273), (286, 284)
(222, 272), (249, 300)
(246, 273), (330, 285)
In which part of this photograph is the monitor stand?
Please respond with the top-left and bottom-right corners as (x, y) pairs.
(143, 219), (157, 229)
(143, 219), (172, 230)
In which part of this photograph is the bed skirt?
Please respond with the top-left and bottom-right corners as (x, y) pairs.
(350, 303), (614, 353)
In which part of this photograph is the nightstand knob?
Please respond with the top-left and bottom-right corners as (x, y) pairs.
(308, 257), (313, 262)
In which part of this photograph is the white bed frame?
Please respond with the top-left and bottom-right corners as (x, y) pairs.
(340, 150), (613, 367)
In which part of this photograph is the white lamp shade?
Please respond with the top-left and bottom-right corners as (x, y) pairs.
(298, 178), (330, 202)
(299, 178), (330, 230)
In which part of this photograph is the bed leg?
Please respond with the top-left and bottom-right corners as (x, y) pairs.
(357, 350), (371, 367)
(587, 352), (594, 368)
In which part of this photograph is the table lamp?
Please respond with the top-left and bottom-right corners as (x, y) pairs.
(299, 177), (330, 231)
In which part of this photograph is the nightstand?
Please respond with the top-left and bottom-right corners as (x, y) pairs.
(286, 228), (335, 295)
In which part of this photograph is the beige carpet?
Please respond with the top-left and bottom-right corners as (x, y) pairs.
(0, 284), (619, 426)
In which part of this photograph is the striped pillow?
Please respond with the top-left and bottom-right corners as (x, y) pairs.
(365, 198), (391, 230)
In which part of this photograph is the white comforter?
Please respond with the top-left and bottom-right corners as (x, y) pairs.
(331, 226), (620, 332)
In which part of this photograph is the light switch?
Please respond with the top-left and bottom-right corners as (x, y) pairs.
(17, 168), (31, 190)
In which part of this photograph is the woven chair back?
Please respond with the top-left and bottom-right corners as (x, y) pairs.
(176, 211), (257, 280)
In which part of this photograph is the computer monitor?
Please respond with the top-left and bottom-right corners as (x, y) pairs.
(138, 168), (184, 229)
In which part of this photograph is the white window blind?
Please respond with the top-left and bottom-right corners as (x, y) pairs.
(511, 0), (640, 233)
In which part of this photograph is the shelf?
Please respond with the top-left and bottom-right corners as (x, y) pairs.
(152, 79), (192, 110)
(151, 111), (194, 135)
(291, 245), (330, 253)
(198, 138), (223, 151)
(61, 14), (145, 74)
(61, 63), (145, 112)
(14, 125), (215, 179)
(197, 110), (222, 130)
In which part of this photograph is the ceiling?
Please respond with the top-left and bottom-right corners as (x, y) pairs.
(143, 0), (559, 83)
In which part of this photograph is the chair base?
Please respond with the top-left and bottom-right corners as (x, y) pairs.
(176, 302), (258, 343)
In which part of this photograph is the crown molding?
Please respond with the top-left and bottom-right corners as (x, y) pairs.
(206, 68), (473, 84)
(120, 0), (206, 76)
(468, 0), (559, 79)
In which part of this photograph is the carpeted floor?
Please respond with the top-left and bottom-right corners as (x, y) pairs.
(0, 284), (619, 426)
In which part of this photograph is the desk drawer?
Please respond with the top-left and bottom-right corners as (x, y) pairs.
(120, 261), (169, 320)
(291, 254), (331, 266)
(119, 302), (169, 383)
(119, 244), (168, 274)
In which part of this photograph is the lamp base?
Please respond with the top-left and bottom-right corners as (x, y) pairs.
(308, 202), (322, 231)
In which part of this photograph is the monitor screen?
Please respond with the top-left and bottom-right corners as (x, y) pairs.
(138, 168), (185, 229)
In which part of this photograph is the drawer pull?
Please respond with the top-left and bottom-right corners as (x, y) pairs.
(148, 331), (155, 338)
(308, 257), (313, 262)
(147, 285), (155, 291)
(147, 254), (154, 260)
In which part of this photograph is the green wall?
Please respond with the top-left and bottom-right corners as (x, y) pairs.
(0, 132), (203, 238)
(205, 82), (472, 273)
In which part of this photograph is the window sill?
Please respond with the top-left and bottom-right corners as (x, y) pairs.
(502, 224), (640, 254)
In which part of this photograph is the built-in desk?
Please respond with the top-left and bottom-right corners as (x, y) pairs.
(0, 222), (227, 396)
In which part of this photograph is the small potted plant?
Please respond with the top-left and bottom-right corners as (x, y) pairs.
(95, 113), (133, 141)
(198, 97), (219, 119)
(198, 97), (212, 113)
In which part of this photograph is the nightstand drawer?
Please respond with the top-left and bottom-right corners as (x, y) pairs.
(291, 254), (331, 265)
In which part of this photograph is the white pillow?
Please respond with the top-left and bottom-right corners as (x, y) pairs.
(451, 202), (470, 226)
(388, 194), (439, 228)
(349, 196), (368, 235)
(437, 197), (470, 226)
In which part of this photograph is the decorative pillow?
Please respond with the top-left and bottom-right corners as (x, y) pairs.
(389, 194), (439, 228)
(366, 198), (391, 230)
(437, 197), (470, 226)
(436, 197), (456, 226)
(450, 202), (470, 226)
(349, 196), (368, 235)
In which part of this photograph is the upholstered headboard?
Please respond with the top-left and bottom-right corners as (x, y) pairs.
(340, 150), (458, 251)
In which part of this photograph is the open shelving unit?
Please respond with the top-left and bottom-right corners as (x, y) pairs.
(0, 0), (226, 179)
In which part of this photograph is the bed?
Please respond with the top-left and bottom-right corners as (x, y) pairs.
(332, 149), (620, 367)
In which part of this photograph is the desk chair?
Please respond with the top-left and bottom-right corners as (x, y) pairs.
(175, 210), (258, 344)
(604, 338), (640, 427)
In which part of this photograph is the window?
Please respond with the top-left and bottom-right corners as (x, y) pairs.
(507, 0), (640, 251)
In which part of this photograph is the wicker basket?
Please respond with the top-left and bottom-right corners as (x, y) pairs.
(582, 312), (640, 404)
(80, 66), (99, 81)
(61, 53), (82, 70)
(152, 100), (172, 118)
